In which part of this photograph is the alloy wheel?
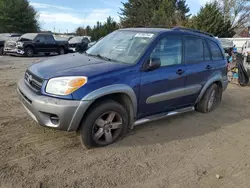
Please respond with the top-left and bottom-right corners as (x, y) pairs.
(92, 111), (123, 145)
(208, 89), (216, 110)
(59, 48), (65, 55)
(26, 48), (33, 57)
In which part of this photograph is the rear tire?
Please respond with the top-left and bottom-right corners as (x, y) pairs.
(58, 47), (65, 55)
(0, 46), (3, 55)
(196, 84), (221, 113)
(25, 47), (34, 57)
(80, 100), (129, 149)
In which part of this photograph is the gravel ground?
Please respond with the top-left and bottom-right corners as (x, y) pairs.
(1, 55), (250, 188)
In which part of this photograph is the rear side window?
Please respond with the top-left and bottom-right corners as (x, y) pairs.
(45, 35), (55, 44)
(184, 37), (203, 63)
(207, 40), (224, 60)
(35, 35), (46, 43)
(204, 40), (211, 61)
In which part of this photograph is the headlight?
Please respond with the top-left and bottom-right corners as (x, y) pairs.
(16, 42), (23, 47)
(46, 76), (88, 96)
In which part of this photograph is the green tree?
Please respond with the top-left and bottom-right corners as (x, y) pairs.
(120, 0), (162, 27)
(174, 0), (191, 23)
(85, 25), (91, 36)
(187, 2), (235, 37)
(119, 0), (190, 27)
(0, 0), (40, 33)
(75, 27), (85, 36)
(151, 0), (175, 26)
(87, 17), (119, 41)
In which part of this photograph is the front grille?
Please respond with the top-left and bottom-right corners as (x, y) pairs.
(24, 70), (43, 93)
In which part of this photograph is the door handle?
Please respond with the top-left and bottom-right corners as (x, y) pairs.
(176, 69), (185, 75)
(206, 65), (212, 69)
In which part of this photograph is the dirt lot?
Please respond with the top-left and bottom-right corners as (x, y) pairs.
(1, 55), (250, 188)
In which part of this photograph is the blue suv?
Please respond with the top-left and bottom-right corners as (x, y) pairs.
(17, 27), (228, 148)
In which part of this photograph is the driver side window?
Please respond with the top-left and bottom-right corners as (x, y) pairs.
(150, 35), (182, 67)
(35, 35), (46, 43)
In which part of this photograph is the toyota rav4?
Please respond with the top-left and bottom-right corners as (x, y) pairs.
(17, 27), (228, 148)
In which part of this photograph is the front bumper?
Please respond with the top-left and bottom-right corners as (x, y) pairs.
(4, 48), (25, 55)
(17, 78), (92, 131)
(69, 47), (76, 52)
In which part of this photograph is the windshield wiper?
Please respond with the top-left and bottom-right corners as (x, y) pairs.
(86, 53), (122, 63)
(86, 53), (112, 61)
(96, 54), (112, 61)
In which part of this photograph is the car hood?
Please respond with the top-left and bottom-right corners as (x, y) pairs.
(28, 53), (131, 79)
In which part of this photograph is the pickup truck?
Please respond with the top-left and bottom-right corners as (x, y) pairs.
(0, 33), (22, 55)
(4, 33), (69, 57)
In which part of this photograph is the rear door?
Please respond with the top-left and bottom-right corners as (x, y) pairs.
(45, 35), (57, 52)
(207, 39), (227, 78)
(34, 35), (47, 52)
(182, 36), (213, 106)
(138, 34), (187, 118)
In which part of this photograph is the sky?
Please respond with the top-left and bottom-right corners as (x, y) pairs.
(29, 0), (210, 33)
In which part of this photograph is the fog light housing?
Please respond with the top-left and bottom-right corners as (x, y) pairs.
(50, 115), (59, 125)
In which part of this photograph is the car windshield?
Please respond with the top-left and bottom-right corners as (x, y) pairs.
(86, 30), (155, 64)
(69, 37), (83, 43)
(20, 33), (37, 41)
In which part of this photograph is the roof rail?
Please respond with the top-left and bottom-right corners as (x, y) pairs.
(172, 27), (214, 37)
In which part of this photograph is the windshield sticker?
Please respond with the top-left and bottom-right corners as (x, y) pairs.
(135, 33), (154, 38)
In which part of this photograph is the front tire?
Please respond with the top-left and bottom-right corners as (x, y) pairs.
(196, 84), (221, 113)
(25, 47), (34, 57)
(80, 100), (129, 149)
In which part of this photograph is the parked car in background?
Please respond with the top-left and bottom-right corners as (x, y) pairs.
(54, 35), (73, 41)
(87, 41), (96, 49)
(87, 37), (103, 49)
(4, 33), (69, 57)
(17, 27), (228, 149)
(0, 33), (22, 55)
(68, 36), (90, 52)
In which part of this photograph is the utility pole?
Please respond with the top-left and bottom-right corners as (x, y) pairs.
(83, 12), (87, 36)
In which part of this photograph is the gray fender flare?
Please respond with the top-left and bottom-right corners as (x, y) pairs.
(68, 84), (137, 131)
(195, 73), (224, 104)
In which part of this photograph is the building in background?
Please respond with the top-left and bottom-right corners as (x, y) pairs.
(233, 27), (250, 38)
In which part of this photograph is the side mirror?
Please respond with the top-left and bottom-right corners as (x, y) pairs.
(147, 57), (161, 71)
(36, 39), (40, 43)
